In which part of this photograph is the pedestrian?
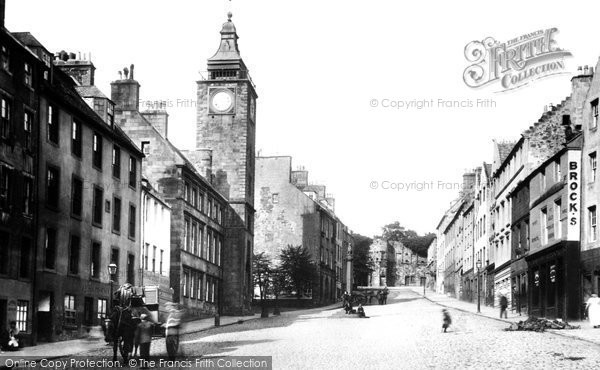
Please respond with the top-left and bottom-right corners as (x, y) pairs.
(442, 309), (452, 333)
(357, 304), (368, 318)
(5, 321), (20, 351)
(164, 303), (183, 360)
(342, 291), (350, 309)
(132, 316), (142, 358)
(377, 291), (382, 305)
(136, 314), (153, 367)
(382, 286), (389, 305)
(500, 295), (508, 319)
(586, 293), (600, 328)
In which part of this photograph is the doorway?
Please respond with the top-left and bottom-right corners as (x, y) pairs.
(37, 291), (53, 342)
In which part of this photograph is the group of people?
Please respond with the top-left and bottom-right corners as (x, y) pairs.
(130, 303), (183, 365)
(341, 291), (367, 318)
(0, 321), (21, 351)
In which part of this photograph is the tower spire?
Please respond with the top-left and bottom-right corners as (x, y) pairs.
(207, 6), (246, 74)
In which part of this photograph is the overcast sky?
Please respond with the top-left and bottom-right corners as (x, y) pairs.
(7, 0), (600, 238)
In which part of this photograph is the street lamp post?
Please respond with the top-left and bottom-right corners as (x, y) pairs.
(476, 259), (482, 313)
(108, 263), (118, 310)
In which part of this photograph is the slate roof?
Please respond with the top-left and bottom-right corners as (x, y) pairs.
(76, 85), (109, 99)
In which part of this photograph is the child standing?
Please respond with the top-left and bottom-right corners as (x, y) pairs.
(442, 309), (452, 333)
(136, 314), (153, 367)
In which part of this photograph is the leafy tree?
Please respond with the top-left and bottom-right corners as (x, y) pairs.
(402, 233), (436, 258)
(279, 245), (318, 299)
(381, 221), (407, 242)
(253, 252), (273, 317)
(352, 233), (374, 287)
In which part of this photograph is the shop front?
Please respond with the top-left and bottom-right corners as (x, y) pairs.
(526, 241), (580, 320)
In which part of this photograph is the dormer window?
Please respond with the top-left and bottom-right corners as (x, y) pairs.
(592, 98), (599, 129)
(24, 63), (32, 87)
(93, 99), (105, 118)
(107, 102), (114, 126)
(1, 46), (10, 72)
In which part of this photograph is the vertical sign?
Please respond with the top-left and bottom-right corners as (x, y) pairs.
(567, 150), (581, 241)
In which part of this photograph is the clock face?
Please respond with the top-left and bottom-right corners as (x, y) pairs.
(210, 89), (234, 113)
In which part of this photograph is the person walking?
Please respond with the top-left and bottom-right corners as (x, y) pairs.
(442, 309), (452, 333)
(382, 286), (389, 305)
(164, 303), (183, 360)
(136, 314), (153, 367)
(586, 293), (600, 328)
(499, 295), (508, 319)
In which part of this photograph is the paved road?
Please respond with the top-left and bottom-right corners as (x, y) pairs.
(84, 288), (600, 369)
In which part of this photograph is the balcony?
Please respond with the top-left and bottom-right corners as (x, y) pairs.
(199, 70), (256, 89)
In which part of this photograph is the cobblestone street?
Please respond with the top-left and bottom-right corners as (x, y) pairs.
(80, 288), (600, 369)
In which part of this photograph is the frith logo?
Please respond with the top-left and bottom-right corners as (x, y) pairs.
(463, 28), (572, 92)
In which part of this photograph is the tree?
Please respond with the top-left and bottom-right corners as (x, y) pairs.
(279, 245), (318, 299)
(253, 252), (273, 317)
(352, 233), (374, 288)
(381, 221), (407, 242)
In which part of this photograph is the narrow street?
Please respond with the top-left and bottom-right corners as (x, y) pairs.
(82, 288), (600, 369)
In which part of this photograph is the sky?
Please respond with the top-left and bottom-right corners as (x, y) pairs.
(6, 0), (600, 238)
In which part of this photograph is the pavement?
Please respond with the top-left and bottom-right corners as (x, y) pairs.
(0, 303), (340, 365)
(408, 286), (600, 345)
(0, 313), (259, 363)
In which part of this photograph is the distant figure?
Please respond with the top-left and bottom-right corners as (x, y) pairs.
(357, 304), (368, 318)
(135, 314), (153, 367)
(586, 293), (600, 328)
(377, 291), (382, 305)
(344, 298), (353, 315)
(342, 291), (350, 308)
(382, 286), (389, 305)
(442, 309), (452, 333)
(500, 295), (508, 319)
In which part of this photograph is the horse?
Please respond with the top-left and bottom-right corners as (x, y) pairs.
(105, 283), (141, 363)
(106, 306), (138, 362)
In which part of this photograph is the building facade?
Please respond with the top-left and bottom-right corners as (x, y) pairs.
(111, 72), (228, 319)
(33, 48), (143, 342)
(140, 179), (172, 322)
(0, 17), (40, 345)
(254, 156), (352, 304)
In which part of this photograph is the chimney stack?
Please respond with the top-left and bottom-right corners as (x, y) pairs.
(53, 50), (96, 86)
(141, 101), (169, 139)
(111, 66), (140, 111)
(1, 0), (5, 29)
(181, 149), (213, 182)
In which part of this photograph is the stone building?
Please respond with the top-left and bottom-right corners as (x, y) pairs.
(395, 241), (427, 286)
(254, 156), (352, 304)
(195, 12), (255, 314)
(473, 164), (493, 306)
(0, 9), (40, 345)
(577, 63), (600, 302)
(110, 74), (228, 319)
(26, 46), (143, 342)
(140, 179), (172, 322)
(513, 139), (582, 320)
(369, 238), (393, 287)
(426, 237), (437, 290)
(491, 100), (573, 309)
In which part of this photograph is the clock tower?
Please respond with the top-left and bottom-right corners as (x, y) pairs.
(196, 12), (256, 315)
